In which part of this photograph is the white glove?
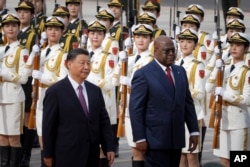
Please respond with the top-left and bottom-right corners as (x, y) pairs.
(118, 51), (127, 60)
(119, 76), (131, 86)
(125, 37), (133, 48)
(81, 34), (87, 44)
(32, 44), (40, 53)
(175, 26), (180, 36)
(215, 87), (224, 96)
(212, 31), (218, 40)
(32, 70), (42, 80)
(214, 46), (220, 55)
(41, 31), (47, 40)
(40, 31), (47, 46)
(215, 59), (223, 69)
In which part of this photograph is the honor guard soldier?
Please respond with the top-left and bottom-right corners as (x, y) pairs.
(185, 4), (215, 56)
(141, 0), (166, 39)
(112, 24), (154, 167)
(28, 16), (68, 166)
(176, 28), (206, 167)
(206, 19), (246, 78)
(15, 2), (39, 166)
(107, 0), (129, 51)
(86, 20), (118, 167)
(95, 8), (119, 58)
(0, 0), (8, 45)
(206, 32), (250, 167)
(52, 6), (78, 52)
(31, 0), (47, 35)
(65, 0), (88, 43)
(222, 0), (241, 30)
(0, 13), (30, 167)
(180, 14), (210, 65)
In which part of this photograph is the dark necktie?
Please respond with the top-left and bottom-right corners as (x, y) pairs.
(78, 85), (89, 117)
(230, 64), (235, 73)
(180, 59), (184, 66)
(135, 55), (141, 63)
(166, 66), (174, 86)
(90, 51), (94, 59)
(45, 48), (51, 57)
(4, 45), (10, 53)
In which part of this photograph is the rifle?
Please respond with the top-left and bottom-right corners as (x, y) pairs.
(169, 7), (172, 37)
(79, 0), (88, 49)
(212, 0), (224, 149)
(97, 0), (101, 13)
(117, 51), (128, 137)
(28, 12), (40, 129)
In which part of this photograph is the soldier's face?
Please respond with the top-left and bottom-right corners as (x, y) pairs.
(32, 0), (43, 14)
(17, 9), (33, 25)
(109, 6), (122, 20)
(227, 28), (243, 39)
(181, 23), (198, 32)
(3, 23), (19, 40)
(133, 34), (151, 53)
(46, 26), (63, 43)
(179, 39), (196, 57)
(67, 3), (80, 18)
(88, 31), (105, 49)
(226, 15), (240, 24)
(230, 43), (248, 60)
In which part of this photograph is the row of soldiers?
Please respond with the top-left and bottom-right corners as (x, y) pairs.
(0, 0), (249, 167)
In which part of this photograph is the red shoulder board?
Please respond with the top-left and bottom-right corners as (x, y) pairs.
(109, 60), (114, 68)
(201, 52), (206, 60)
(199, 70), (205, 79)
(23, 55), (28, 63)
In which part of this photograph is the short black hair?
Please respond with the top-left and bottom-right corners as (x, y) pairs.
(66, 48), (89, 61)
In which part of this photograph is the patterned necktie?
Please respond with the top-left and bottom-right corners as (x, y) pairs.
(45, 48), (51, 57)
(90, 51), (94, 59)
(166, 66), (174, 86)
(230, 64), (235, 73)
(135, 55), (141, 63)
(4, 45), (10, 53)
(78, 85), (89, 117)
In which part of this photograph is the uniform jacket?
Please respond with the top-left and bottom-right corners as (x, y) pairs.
(129, 60), (199, 149)
(42, 77), (114, 167)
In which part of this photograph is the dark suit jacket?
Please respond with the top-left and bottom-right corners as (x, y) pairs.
(129, 60), (198, 150)
(42, 77), (114, 167)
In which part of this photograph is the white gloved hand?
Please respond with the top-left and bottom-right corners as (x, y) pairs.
(118, 51), (127, 60)
(40, 31), (47, 46)
(125, 37), (133, 48)
(215, 87), (224, 96)
(175, 26), (181, 36)
(212, 31), (218, 40)
(32, 44), (40, 53)
(32, 70), (42, 80)
(214, 46), (220, 55)
(119, 76), (131, 86)
(215, 59), (223, 69)
(81, 34), (87, 44)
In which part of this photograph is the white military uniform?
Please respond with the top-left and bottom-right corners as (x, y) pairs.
(206, 61), (250, 159)
(176, 55), (206, 153)
(29, 44), (68, 136)
(87, 46), (118, 125)
(0, 41), (30, 135)
(113, 50), (154, 147)
(198, 30), (215, 56)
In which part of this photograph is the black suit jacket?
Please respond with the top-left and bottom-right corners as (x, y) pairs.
(42, 76), (114, 167)
(129, 60), (199, 149)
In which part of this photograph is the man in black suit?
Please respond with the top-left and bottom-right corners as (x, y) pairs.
(42, 48), (115, 167)
(129, 36), (199, 167)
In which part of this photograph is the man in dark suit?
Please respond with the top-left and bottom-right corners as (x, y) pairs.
(129, 36), (199, 167)
(42, 48), (115, 167)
